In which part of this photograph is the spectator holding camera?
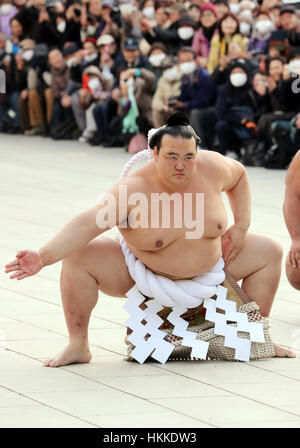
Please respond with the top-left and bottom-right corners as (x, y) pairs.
(211, 40), (258, 85)
(151, 56), (181, 127)
(116, 65), (155, 145)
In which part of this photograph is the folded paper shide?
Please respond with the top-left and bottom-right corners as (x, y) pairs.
(118, 128), (275, 364)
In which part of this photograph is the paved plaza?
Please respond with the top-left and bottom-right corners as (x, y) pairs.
(0, 133), (300, 428)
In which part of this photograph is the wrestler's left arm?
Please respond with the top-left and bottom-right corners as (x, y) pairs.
(219, 156), (251, 264)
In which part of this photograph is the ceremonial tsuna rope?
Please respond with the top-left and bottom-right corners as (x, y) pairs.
(118, 130), (265, 364)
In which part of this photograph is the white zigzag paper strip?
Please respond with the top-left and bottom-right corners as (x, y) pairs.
(203, 285), (265, 362)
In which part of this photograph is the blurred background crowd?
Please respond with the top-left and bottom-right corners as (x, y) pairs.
(0, 0), (299, 167)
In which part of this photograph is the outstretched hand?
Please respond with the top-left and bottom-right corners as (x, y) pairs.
(221, 225), (247, 265)
(4, 250), (44, 280)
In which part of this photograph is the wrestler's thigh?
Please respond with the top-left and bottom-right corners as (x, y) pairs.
(226, 232), (283, 281)
(65, 236), (134, 297)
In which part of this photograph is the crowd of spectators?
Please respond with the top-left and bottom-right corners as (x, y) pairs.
(0, 0), (299, 167)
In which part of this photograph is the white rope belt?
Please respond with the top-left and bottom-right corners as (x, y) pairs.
(117, 147), (265, 363)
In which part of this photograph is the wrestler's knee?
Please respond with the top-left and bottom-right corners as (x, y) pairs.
(286, 260), (300, 290)
(263, 236), (283, 265)
(62, 240), (98, 268)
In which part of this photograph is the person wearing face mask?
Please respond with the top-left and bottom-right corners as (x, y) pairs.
(0, 1), (18, 36)
(176, 14), (197, 47)
(113, 65), (155, 149)
(74, 65), (114, 143)
(152, 56), (181, 127)
(247, 10), (274, 54)
(250, 56), (292, 164)
(238, 9), (254, 38)
(68, 36), (100, 84)
(148, 42), (168, 85)
(215, 60), (271, 159)
(142, 0), (155, 21)
(140, 4), (186, 56)
(211, 41), (258, 86)
(171, 46), (216, 146)
(192, 3), (219, 69)
(17, 38), (44, 135)
(208, 13), (248, 73)
(228, 0), (241, 16)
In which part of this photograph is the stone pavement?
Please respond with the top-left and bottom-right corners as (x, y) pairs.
(0, 133), (300, 428)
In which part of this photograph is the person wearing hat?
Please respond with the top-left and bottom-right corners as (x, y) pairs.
(152, 56), (181, 127)
(97, 33), (123, 77)
(72, 64), (114, 143)
(176, 14), (198, 47)
(215, 59), (271, 159)
(17, 38), (48, 136)
(192, 3), (219, 69)
(279, 6), (300, 48)
(148, 42), (168, 85)
(67, 36), (100, 84)
(118, 37), (152, 72)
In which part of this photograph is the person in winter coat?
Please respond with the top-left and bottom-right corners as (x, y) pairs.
(171, 46), (216, 144)
(215, 58), (271, 158)
(151, 57), (181, 127)
(208, 13), (248, 73)
(247, 10), (274, 54)
(192, 3), (219, 70)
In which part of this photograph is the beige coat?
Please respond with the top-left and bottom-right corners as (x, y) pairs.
(152, 72), (181, 112)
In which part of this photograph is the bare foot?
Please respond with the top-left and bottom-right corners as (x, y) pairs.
(43, 342), (92, 367)
(273, 342), (297, 358)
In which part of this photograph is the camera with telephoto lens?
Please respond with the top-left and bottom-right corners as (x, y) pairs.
(74, 6), (81, 17)
(168, 96), (178, 107)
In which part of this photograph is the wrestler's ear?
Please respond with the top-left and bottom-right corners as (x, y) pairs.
(153, 145), (159, 161)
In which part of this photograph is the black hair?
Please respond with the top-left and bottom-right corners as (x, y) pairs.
(149, 112), (201, 151)
(218, 13), (239, 40)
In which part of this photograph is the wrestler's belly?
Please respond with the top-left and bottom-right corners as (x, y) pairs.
(126, 236), (222, 279)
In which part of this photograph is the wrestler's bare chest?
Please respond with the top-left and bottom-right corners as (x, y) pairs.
(118, 175), (228, 278)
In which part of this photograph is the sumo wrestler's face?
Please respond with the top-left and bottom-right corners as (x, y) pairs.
(154, 134), (198, 187)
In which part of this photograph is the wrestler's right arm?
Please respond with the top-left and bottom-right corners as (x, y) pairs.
(4, 178), (135, 279)
(283, 150), (300, 268)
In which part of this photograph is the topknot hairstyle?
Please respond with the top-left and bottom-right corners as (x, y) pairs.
(148, 112), (201, 151)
